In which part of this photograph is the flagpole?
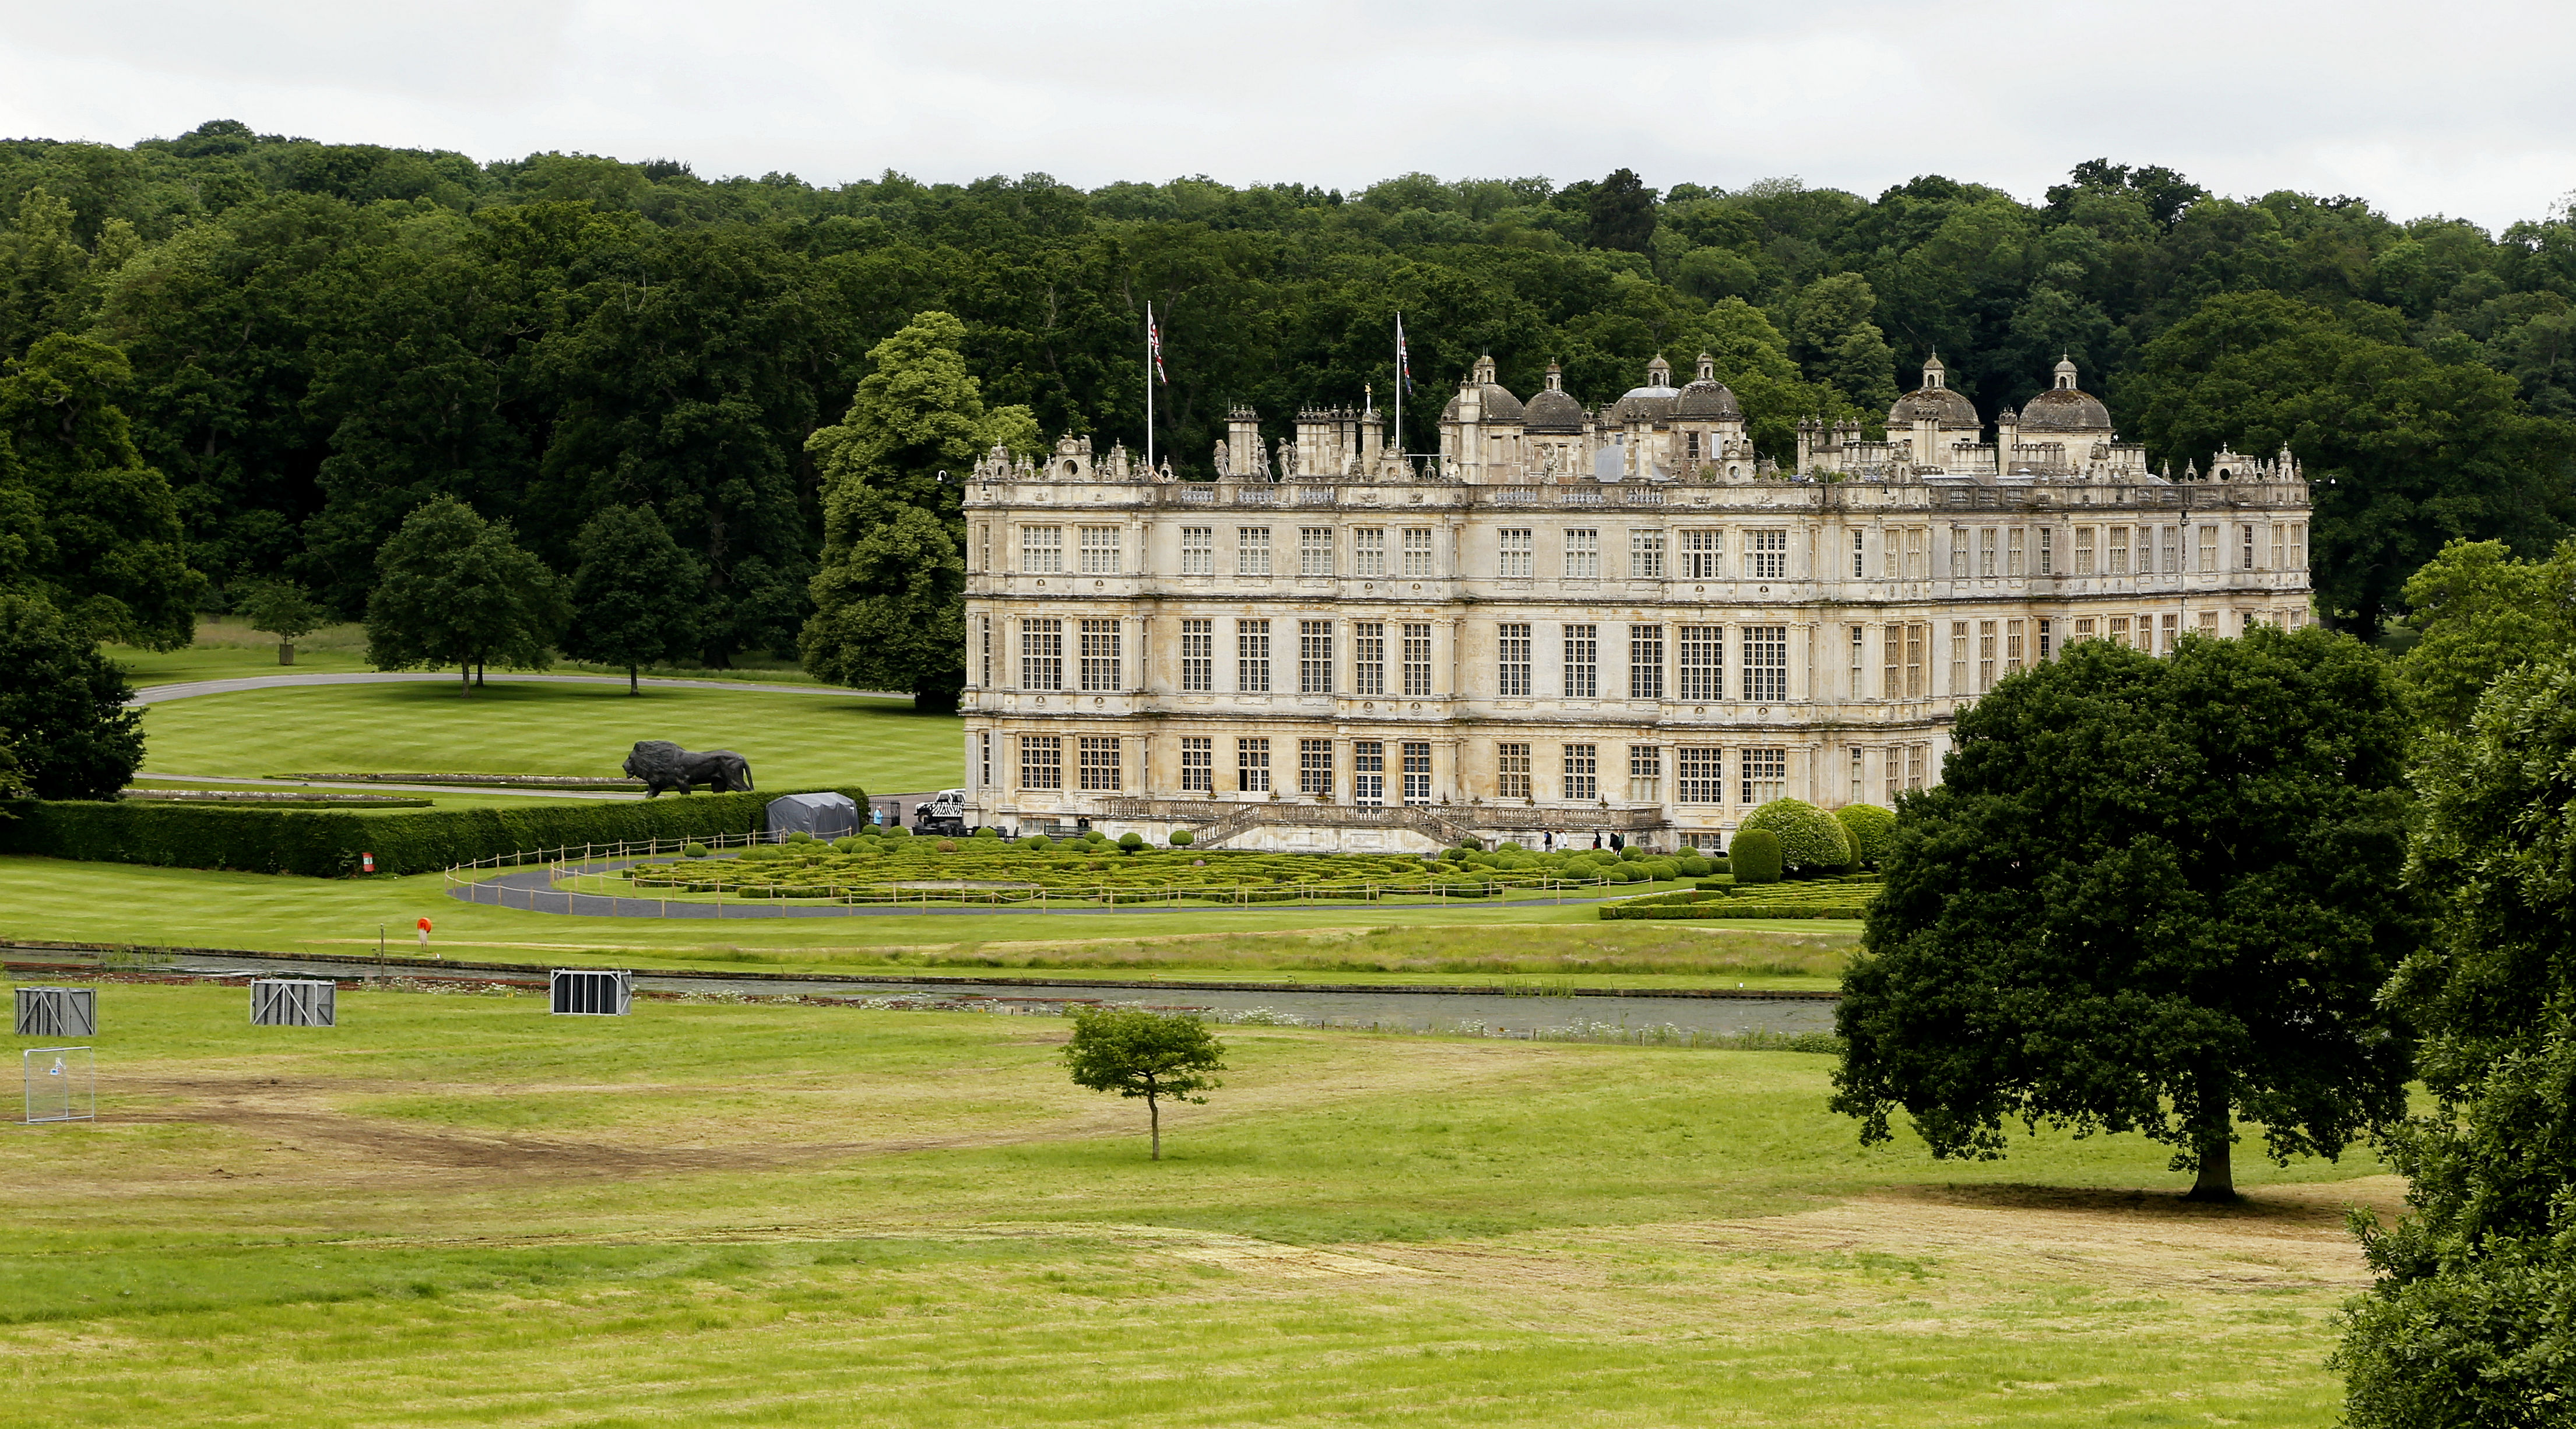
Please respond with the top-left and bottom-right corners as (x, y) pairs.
(1393, 312), (1403, 457)
(1145, 302), (1155, 473)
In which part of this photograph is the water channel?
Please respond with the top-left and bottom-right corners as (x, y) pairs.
(34, 949), (1837, 1042)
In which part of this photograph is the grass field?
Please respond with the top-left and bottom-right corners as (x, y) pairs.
(134, 679), (958, 794)
(0, 981), (2387, 1426)
(106, 620), (826, 689)
(0, 856), (1851, 988)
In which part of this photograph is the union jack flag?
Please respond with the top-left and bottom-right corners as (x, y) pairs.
(1396, 312), (1412, 394)
(1148, 304), (1168, 384)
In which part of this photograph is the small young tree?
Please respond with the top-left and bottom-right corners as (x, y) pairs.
(0, 593), (144, 799)
(233, 578), (324, 665)
(364, 497), (569, 694)
(563, 504), (704, 694)
(1832, 629), (2415, 1201)
(1062, 1006), (1226, 1161)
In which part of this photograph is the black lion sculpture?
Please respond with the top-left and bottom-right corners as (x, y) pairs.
(623, 740), (755, 797)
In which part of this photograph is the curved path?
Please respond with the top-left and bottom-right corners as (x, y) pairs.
(450, 856), (1613, 920)
(132, 671), (909, 705)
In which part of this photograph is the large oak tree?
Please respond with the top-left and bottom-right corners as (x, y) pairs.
(1832, 628), (2415, 1200)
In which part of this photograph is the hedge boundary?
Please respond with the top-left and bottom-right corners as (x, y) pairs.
(0, 786), (866, 878)
(1599, 881), (1878, 921)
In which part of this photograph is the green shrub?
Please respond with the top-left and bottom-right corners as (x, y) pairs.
(1018, 835), (1052, 851)
(1739, 798), (1853, 872)
(683, 842), (710, 858)
(1496, 841), (1524, 854)
(0, 786), (866, 877)
(883, 825), (912, 840)
(1730, 828), (1784, 884)
(1168, 829), (1194, 847)
(1834, 803), (1897, 869)
(786, 831), (813, 844)
(1619, 844), (1647, 861)
(1677, 854), (1712, 878)
(974, 825), (1000, 839)
(1118, 832), (1145, 850)
(1614, 863), (1649, 884)
(1643, 858), (1681, 881)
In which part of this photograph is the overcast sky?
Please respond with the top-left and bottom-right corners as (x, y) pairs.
(5, 0), (2573, 231)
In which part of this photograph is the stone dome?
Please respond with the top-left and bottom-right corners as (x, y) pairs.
(2018, 356), (2112, 432)
(1523, 364), (1585, 433)
(1439, 353), (1526, 424)
(1888, 353), (1980, 431)
(1674, 379), (1741, 420)
(1610, 354), (1679, 424)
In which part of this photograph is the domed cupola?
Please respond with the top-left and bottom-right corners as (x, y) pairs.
(1888, 353), (1981, 431)
(1672, 351), (1742, 420)
(1439, 354), (1526, 424)
(2017, 355), (2113, 433)
(1523, 361), (1586, 434)
(1611, 354), (1681, 423)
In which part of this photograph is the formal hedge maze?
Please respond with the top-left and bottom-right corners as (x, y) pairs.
(612, 829), (1716, 906)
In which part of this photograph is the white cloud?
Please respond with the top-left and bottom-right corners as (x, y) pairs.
(1, 0), (2571, 227)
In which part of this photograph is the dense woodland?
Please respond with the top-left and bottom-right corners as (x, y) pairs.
(5, 118), (2576, 663)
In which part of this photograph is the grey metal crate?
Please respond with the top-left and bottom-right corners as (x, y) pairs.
(250, 979), (336, 1027)
(14, 987), (96, 1039)
(550, 969), (631, 1016)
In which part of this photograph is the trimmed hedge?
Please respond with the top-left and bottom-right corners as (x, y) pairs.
(0, 786), (867, 878)
(1835, 803), (1897, 869)
(1739, 798), (1853, 872)
(1730, 828), (1784, 883)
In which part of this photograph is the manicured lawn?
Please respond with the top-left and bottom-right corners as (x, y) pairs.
(0, 856), (1851, 988)
(0, 983), (2388, 1426)
(135, 678), (958, 793)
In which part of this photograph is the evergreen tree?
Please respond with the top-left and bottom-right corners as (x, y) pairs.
(363, 497), (568, 694)
(563, 504), (704, 693)
(800, 311), (1034, 712)
(1832, 629), (2415, 1201)
(0, 593), (144, 800)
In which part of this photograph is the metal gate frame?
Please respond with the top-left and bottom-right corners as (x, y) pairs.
(249, 979), (337, 1027)
(23, 1046), (94, 1124)
(13, 987), (96, 1038)
(550, 969), (632, 1016)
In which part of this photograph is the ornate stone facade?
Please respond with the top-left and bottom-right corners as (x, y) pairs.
(958, 356), (2314, 851)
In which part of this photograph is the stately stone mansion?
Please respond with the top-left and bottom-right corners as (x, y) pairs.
(955, 355), (2314, 851)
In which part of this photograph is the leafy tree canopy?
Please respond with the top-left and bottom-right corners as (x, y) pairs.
(1060, 1006), (1226, 1160)
(0, 592), (143, 799)
(1832, 629), (2416, 1200)
(2337, 659), (2576, 1423)
(363, 497), (568, 692)
(564, 504), (704, 693)
(2394, 536), (2576, 734)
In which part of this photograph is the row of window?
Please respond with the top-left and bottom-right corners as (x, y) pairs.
(1004, 736), (1937, 808)
(988, 612), (2296, 699)
(997, 521), (2310, 580)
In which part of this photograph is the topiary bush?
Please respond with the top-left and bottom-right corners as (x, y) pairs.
(683, 842), (709, 858)
(1739, 798), (1853, 874)
(1019, 834), (1052, 851)
(1677, 854), (1712, 878)
(1729, 828), (1784, 884)
(975, 825), (1000, 839)
(1168, 829), (1194, 847)
(1835, 803), (1897, 869)
(1118, 831), (1145, 850)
